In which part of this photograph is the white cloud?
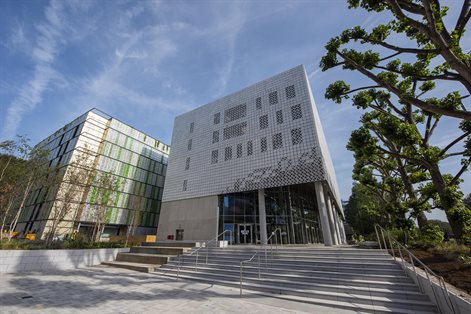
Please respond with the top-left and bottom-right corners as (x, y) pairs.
(1, 0), (66, 139)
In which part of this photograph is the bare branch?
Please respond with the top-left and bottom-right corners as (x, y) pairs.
(455, 1), (471, 38)
(440, 132), (470, 156)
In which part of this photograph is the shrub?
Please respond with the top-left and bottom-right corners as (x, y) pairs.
(0, 239), (125, 250)
(413, 223), (445, 248)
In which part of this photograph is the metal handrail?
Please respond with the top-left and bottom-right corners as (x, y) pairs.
(264, 228), (281, 262)
(374, 224), (456, 314)
(177, 229), (233, 280)
(240, 251), (261, 297)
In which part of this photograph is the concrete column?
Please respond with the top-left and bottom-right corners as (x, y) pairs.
(335, 211), (343, 244)
(325, 195), (339, 245)
(333, 203), (343, 244)
(314, 182), (333, 246)
(258, 189), (268, 246)
(339, 218), (346, 244)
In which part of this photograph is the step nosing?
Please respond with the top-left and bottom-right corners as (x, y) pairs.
(155, 273), (433, 306)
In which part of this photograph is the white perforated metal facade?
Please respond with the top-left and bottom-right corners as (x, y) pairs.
(162, 65), (341, 210)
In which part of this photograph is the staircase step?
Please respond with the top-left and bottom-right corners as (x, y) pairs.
(102, 261), (161, 273)
(116, 253), (173, 264)
(157, 267), (423, 299)
(242, 289), (437, 314)
(154, 271), (437, 313)
(189, 251), (396, 263)
(130, 246), (192, 255)
(176, 257), (404, 275)
(163, 262), (411, 283)
(142, 242), (197, 247)
(160, 264), (415, 288)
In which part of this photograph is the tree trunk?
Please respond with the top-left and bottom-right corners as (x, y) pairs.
(9, 178), (33, 241)
(427, 164), (466, 238)
(417, 212), (428, 229)
(395, 156), (428, 229)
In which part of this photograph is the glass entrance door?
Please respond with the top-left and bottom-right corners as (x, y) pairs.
(237, 224), (253, 244)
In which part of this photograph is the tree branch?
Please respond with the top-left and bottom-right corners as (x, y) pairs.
(440, 132), (470, 156)
(345, 85), (382, 95)
(455, 1), (471, 39)
(388, 0), (471, 93)
(450, 157), (471, 185)
(337, 50), (471, 120)
(443, 151), (466, 159)
(375, 65), (461, 82)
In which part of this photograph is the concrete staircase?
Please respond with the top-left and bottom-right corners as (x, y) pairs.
(103, 242), (195, 272)
(154, 246), (438, 314)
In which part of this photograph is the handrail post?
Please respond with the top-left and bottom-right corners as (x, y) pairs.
(397, 244), (406, 274)
(380, 229), (388, 253)
(240, 262), (243, 297)
(258, 254), (261, 279)
(410, 253), (422, 293)
(374, 225), (382, 250)
(177, 254), (180, 281)
(388, 232), (395, 259)
(196, 250), (199, 272)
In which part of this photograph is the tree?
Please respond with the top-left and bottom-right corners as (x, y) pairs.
(321, 0), (470, 120)
(348, 127), (431, 229)
(0, 135), (30, 184)
(5, 145), (50, 241)
(321, 0), (471, 241)
(44, 150), (95, 246)
(90, 171), (121, 242)
(125, 194), (143, 247)
(0, 155), (27, 240)
(464, 193), (471, 209)
(342, 99), (471, 240)
(345, 183), (387, 235)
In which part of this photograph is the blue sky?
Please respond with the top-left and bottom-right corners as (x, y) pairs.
(0, 0), (469, 221)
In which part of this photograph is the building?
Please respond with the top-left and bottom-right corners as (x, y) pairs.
(16, 109), (170, 240)
(158, 65), (345, 246)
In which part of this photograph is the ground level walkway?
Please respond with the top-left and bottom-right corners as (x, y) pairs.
(0, 266), (357, 313)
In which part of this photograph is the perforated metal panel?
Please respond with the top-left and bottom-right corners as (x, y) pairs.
(162, 65), (342, 211)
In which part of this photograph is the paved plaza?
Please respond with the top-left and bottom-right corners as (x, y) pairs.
(0, 266), (356, 314)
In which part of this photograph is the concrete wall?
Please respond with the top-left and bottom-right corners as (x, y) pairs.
(157, 195), (218, 241)
(0, 248), (129, 273)
(400, 259), (471, 314)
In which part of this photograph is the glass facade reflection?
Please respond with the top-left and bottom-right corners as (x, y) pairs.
(218, 183), (323, 245)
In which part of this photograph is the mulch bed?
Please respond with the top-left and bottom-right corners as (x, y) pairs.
(405, 248), (471, 295)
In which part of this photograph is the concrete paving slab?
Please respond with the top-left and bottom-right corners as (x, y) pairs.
(0, 265), (360, 314)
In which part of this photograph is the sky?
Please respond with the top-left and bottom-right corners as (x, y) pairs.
(0, 0), (469, 221)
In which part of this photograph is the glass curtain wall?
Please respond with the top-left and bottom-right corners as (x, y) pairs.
(218, 183), (323, 245)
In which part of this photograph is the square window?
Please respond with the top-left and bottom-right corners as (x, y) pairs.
(269, 91), (278, 105)
(213, 130), (219, 143)
(224, 104), (246, 123)
(225, 146), (232, 161)
(286, 85), (295, 99)
(276, 110), (283, 124)
(261, 137), (267, 152)
(259, 115), (268, 130)
(185, 157), (190, 170)
(256, 97), (262, 110)
(291, 104), (302, 120)
(211, 150), (218, 164)
(214, 112), (220, 125)
(291, 128), (303, 145)
(273, 133), (282, 149)
(237, 143), (242, 158)
(247, 141), (253, 156)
